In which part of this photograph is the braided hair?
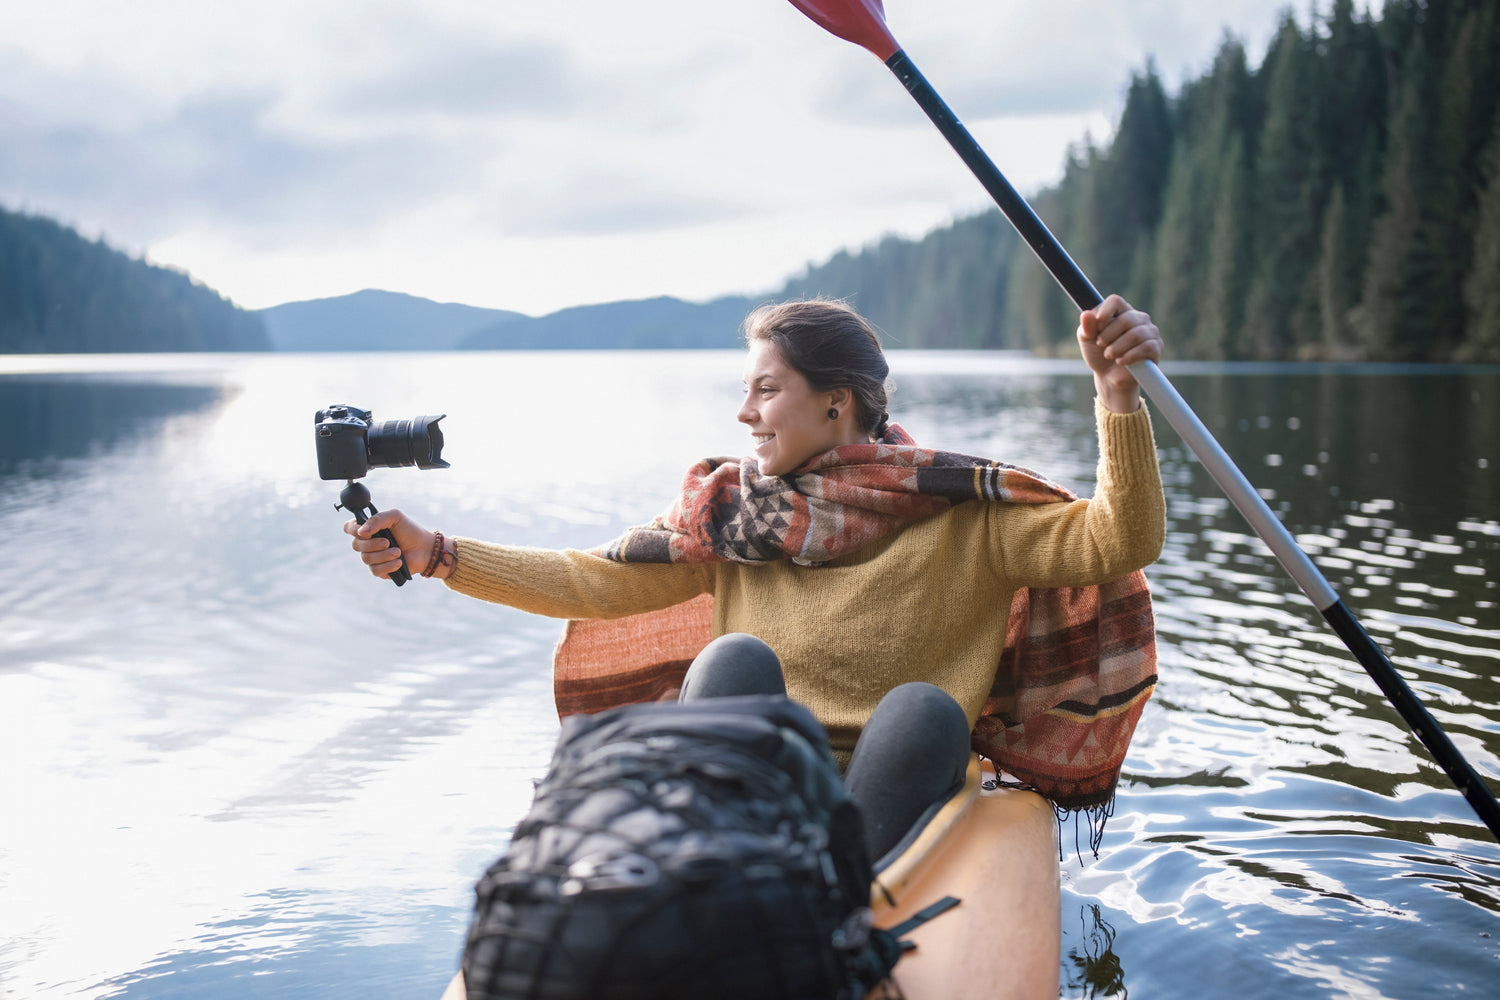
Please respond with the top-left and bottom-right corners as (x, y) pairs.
(742, 299), (895, 441)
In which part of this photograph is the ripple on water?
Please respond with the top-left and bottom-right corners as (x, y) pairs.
(5, 359), (1498, 999)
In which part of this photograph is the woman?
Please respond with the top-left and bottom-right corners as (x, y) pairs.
(347, 294), (1166, 859)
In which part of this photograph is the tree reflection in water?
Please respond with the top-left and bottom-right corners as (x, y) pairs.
(1062, 903), (1127, 998)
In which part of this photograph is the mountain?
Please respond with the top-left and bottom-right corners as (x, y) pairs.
(457, 294), (758, 350)
(0, 206), (269, 353)
(258, 288), (525, 351)
(259, 290), (759, 352)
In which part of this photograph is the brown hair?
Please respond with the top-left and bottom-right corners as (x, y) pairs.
(742, 299), (893, 439)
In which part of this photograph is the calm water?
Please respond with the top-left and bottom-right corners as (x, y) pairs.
(1, 351), (1496, 999)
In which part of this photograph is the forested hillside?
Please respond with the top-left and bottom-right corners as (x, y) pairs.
(784, 0), (1500, 362)
(0, 207), (268, 353)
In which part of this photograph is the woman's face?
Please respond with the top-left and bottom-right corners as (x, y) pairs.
(737, 340), (861, 476)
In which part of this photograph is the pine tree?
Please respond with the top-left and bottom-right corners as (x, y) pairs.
(1311, 0), (1386, 358)
(1432, 5), (1500, 356)
(1061, 139), (1107, 303)
(1150, 140), (1209, 353)
(1358, 61), (1428, 360)
(1140, 37), (1253, 358)
(1460, 106), (1500, 361)
(1357, 3), (1452, 363)
(1087, 65), (1173, 293)
(1319, 0), (1386, 191)
(1244, 13), (1325, 358)
(1317, 183), (1358, 356)
(1199, 134), (1252, 359)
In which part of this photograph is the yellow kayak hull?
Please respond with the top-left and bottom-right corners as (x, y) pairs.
(443, 757), (1061, 999)
(869, 756), (1060, 999)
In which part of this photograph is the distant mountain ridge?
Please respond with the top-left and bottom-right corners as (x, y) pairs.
(259, 289), (525, 351)
(0, 206), (769, 355)
(459, 294), (757, 350)
(260, 290), (760, 352)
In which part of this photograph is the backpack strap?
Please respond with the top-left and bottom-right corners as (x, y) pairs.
(888, 895), (962, 951)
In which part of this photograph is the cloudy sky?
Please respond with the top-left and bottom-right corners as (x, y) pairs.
(2, 1), (1309, 316)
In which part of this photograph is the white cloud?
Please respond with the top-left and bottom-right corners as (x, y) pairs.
(0, 0), (1320, 315)
(335, 38), (586, 121)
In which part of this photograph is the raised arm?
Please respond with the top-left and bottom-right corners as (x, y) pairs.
(990, 295), (1167, 588)
(1077, 293), (1162, 414)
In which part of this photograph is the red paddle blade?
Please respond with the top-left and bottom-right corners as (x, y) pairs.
(787, 0), (900, 60)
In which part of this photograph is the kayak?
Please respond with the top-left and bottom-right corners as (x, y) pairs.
(869, 756), (1060, 1000)
(441, 755), (1060, 999)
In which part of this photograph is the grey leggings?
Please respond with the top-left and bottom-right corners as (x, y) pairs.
(679, 633), (971, 862)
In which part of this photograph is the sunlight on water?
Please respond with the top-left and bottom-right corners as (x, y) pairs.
(2, 354), (1497, 999)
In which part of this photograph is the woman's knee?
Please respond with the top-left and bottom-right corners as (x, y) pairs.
(679, 633), (786, 701)
(845, 683), (972, 859)
(868, 682), (970, 755)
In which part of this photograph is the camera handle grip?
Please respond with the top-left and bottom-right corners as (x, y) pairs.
(337, 481), (410, 587)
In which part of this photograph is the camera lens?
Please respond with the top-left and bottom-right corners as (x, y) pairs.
(366, 415), (448, 470)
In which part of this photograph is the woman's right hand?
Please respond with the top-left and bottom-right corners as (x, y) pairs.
(344, 508), (433, 580)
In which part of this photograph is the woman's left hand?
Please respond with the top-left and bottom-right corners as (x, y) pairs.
(1077, 294), (1162, 413)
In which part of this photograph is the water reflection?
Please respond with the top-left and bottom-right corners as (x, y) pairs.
(1, 355), (1496, 1000)
(0, 375), (226, 478)
(1061, 904), (1126, 998)
(98, 893), (467, 1000)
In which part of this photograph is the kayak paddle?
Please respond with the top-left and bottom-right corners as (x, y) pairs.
(786, 0), (1500, 842)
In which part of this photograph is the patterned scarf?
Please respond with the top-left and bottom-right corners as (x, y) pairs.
(553, 425), (1156, 841)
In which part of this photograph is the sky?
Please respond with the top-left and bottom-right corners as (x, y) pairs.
(1, 1), (1308, 317)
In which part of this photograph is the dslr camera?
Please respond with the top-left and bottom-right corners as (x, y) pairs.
(314, 404), (449, 588)
(314, 404), (448, 480)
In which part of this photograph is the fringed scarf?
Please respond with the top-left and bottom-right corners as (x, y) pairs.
(552, 425), (1156, 851)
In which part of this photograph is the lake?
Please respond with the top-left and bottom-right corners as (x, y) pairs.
(1, 351), (1497, 999)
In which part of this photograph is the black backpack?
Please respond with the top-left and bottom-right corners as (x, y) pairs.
(462, 696), (902, 1000)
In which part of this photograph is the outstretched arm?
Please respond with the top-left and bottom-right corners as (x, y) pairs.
(344, 510), (712, 619)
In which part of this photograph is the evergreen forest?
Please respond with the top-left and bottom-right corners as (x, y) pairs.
(0, 208), (268, 353)
(783, 0), (1500, 362)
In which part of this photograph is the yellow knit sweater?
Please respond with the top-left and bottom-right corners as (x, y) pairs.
(447, 400), (1165, 761)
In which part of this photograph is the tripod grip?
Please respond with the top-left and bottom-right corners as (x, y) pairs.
(372, 526), (411, 586)
(339, 482), (411, 587)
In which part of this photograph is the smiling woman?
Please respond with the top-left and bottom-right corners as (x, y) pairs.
(737, 300), (886, 475)
(341, 292), (1166, 995)
(348, 290), (1165, 790)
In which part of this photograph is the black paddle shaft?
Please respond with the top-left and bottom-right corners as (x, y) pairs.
(882, 49), (1500, 841)
(1323, 601), (1500, 835)
(886, 51), (1103, 312)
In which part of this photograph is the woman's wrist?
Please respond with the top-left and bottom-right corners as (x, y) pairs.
(421, 531), (459, 579)
(1094, 374), (1141, 414)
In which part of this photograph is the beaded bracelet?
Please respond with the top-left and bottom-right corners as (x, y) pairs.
(421, 531), (456, 577)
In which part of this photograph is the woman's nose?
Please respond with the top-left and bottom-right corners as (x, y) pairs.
(736, 397), (754, 424)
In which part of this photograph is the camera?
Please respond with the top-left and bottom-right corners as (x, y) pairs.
(314, 404), (450, 589)
(314, 404), (448, 481)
